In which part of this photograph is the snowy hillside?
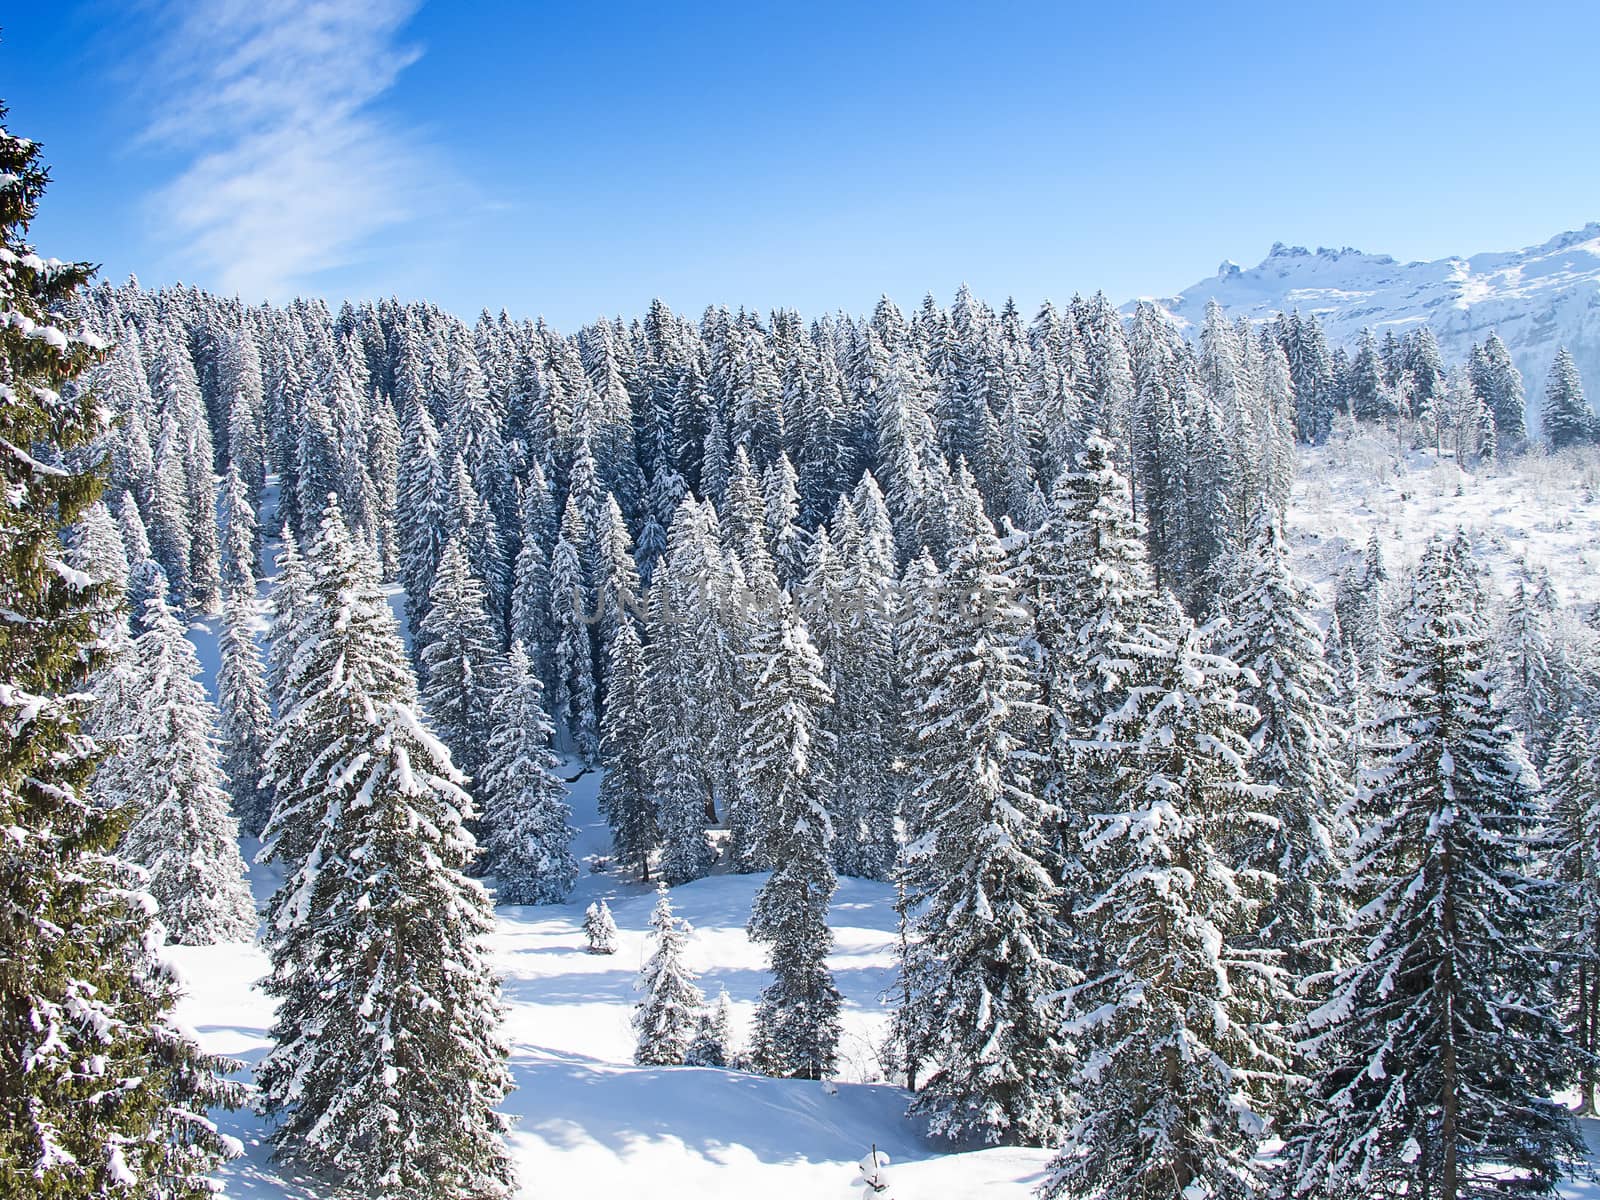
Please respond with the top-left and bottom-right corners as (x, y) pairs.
(1283, 431), (1600, 617)
(1138, 223), (1600, 418)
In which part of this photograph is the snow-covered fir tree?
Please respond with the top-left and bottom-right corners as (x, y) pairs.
(686, 988), (735, 1068)
(216, 585), (275, 836)
(110, 591), (256, 943)
(583, 898), (619, 954)
(0, 112), (244, 1196)
(264, 525), (312, 715)
(896, 466), (1067, 1145)
(419, 537), (505, 793)
(1468, 330), (1527, 448)
(1549, 711), (1600, 1113)
(598, 616), (658, 880)
(646, 500), (727, 884)
(1334, 531), (1392, 683)
(548, 507), (599, 763)
(479, 641), (577, 905)
(1011, 432), (1176, 991)
(116, 490), (167, 630)
(510, 466), (556, 685)
(804, 508), (900, 879)
(634, 887), (706, 1066)
(257, 501), (515, 1199)
(1504, 567), (1569, 768)
(1283, 534), (1581, 1200)
(219, 462), (258, 592)
(1040, 624), (1293, 1200)
(1542, 346), (1593, 450)
(1213, 513), (1353, 982)
(591, 491), (643, 681)
(742, 605), (842, 1080)
(397, 397), (449, 651)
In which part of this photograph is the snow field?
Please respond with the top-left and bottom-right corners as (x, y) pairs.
(1287, 434), (1600, 614)
(169, 768), (1053, 1197)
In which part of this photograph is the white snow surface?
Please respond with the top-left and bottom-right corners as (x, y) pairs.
(169, 768), (1051, 1197)
(1284, 432), (1600, 617)
(169, 451), (1600, 1197)
(1136, 222), (1600, 423)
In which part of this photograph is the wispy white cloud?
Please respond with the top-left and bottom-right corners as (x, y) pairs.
(138, 0), (435, 299)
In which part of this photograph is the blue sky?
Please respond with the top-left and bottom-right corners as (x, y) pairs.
(4, 1), (1597, 328)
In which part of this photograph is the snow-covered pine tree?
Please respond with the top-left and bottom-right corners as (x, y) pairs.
(805, 508), (900, 880)
(686, 988), (735, 1068)
(219, 462), (258, 592)
(1283, 534), (1581, 1200)
(897, 465), (1066, 1145)
(510, 466), (556, 687)
(216, 585), (275, 836)
(0, 111), (244, 1196)
(419, 537), (505, 793)
(1347, 328), (1395, 421)
(116, 490), (166, 629)
(220, 322), (267, 505)
(742, 605), (842, 1080)
(1475, 385), (1500, 463)
(646, 500), (724, 885)
(1040, 623), (1292, 1200)
(1214, 514), (1352, 983)
(1334, 531), (1392, 684)
(397, 397), (448, 651)
(440, 454), (509, 642)
(591, 492), (642, 686)
(479, 641), (577, 905)
(598, 616), (658, 880)
(146, 409), (192, 601)
(1321, 609), (1371, 782)
(256, 501), (515, 1199)
(583, 899), (619, 954)
(1542, 346), (1593, 450)
(1549, 712), (1600, 1113)
(1470, 331), (1527, 448)
(1504, 568), (1568, 769)
(549, 505), (599, 763)
(1011, 433), (1176, 989)
(763, 452), (809, 589)
(633, 887), (706, 1066)
(114, 591), (256, 943)
(885, 550), (945, 1091)
(265, 524), (312, 714)
(67, 500), (130, 645)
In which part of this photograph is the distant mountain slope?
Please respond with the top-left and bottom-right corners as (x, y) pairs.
(1137, 224), (1600, 423)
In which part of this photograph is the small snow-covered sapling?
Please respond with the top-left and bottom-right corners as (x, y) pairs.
(583, 898), (618, 954)
(854, 1146), (893, 1197)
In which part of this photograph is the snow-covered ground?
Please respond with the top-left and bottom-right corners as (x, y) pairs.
(167, 766), (1052, 1198)
(167, 444), (1600, 1198)
(1285, 431), (1600, 618)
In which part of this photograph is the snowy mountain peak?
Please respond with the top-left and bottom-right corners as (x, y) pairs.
(1537, 221), (1600, 254)
(1264, 242), (1393, 266)
(1142, 223), (1600, 419)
